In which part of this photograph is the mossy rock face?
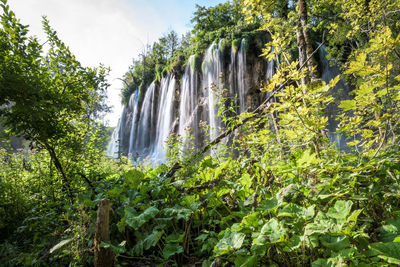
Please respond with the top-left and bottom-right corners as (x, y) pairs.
(154, 64), (164, 82)
(218, 38), (230, 54)
(245, 31), (268, 54)
(232, 39), (241, 53)
(191, 53), (203, 74)
(218, 38), (231, 60)
(169, 54), (185, 79)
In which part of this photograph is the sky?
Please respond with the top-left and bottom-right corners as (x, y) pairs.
(8, 0), (226, 127)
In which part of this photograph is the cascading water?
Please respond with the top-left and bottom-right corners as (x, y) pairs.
(266, 47), (275, 80)
(265, 47), (276, 108)
(319, 45), (350, 150)
(108, 40), (265, 163)
(108, 40), (350, 163)
(178, 55), (200, 148)
(229, 38), (249, 113)
(202, 41), (223, 139)
(237, 39), (247, 113)
(127, 92), (139, 156)
(107, 116), (121, 158)
(105, 38), (358, 163)
(134, 82), (156, 158)
(151, 76), (176, 161)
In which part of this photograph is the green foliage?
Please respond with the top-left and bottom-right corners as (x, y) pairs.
(2, 0), (400, 266)
(190, 2), (262, 54)
(121, 30), (189, 105)
(121, 1), (264, 105)
(23, 136), (396, 266)
(0, 8), (109, 144)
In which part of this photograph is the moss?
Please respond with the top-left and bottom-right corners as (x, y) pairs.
(191, 53), (203, 73)
(218, 38), (230, 55)
(243, 30), (268, 55)
(232, 39), (241, 53)
(168, 54), (186, 79)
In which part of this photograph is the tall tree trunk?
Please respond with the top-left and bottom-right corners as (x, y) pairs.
(43, 142), (73, 201)
(296, 0), (322, 156)
(297, 0), (319, 83)
(297, 22), (308, 85)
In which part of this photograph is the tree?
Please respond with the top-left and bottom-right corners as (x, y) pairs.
(241, 0), (400, 157)
(0, 0), (109, 198)
(159, 30), (180, 60)
(296, 0), (318, 84)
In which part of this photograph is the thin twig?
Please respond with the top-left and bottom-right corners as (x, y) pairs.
(372, 132), (386, 159)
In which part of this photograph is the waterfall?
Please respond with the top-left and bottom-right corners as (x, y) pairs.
(134, 82), (156, 158)
(266, 47), (275, 80)
(237, 39), (247, 113)
(127, 92), (139, 156)
(229, 38), (249, 113)
(118, 107), (128, 153)
(108, 40), (277, 163)
(151, 75), (176, 161)
(319, 45), (350, 150)
(107, 116), (121, 158)
(178, 55), (200, 148)
(229, 43), (238, 111)
(107, 40), (351, 163)
(202, 41), (223, 139)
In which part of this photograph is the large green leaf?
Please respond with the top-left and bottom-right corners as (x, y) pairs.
(369, 242), (400, 265)
(339, 100), (356, 111)
(162, 205), (193, 221)
(234, 255), (258, 267)
(124, 169), (144, 189)
(326, 200), (353, 221)
(165, 233), (184, 243)
(144, 230), (164, 250)
(257, 218), (286, 243)
(379, 218), (400, 242)
(240, 173), (252, 188)
(320, 234), (350, 251)
(162, 243), (183, 259)
(215, 231), (246, 255)
(240, 212), (260, 230)
(126, 206), (159, 230)
(278, 203), (303, 218)
(259, 196), (280, 214)
(305, 219), (331, 236)
(312, 258), (335, 267)
(297, 149), (321, 168)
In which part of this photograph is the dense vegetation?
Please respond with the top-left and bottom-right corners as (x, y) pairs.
(1, 0), (400, 266)
(120, 1), (264, 106)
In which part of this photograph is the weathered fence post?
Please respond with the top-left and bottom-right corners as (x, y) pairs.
(94, 198), (113, 267)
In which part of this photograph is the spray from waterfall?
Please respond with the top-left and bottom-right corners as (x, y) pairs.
(319, 45), (350, 150)
(237, 39), (247, 113)
(178, 55), (200, 148)
(127, 92), (139, 156)
(202, 41), (223, 140)
(151, 76), (176, 161)
(134, 82), (156, 158)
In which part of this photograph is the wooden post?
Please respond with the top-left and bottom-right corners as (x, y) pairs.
(94, 199), (113, 267)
